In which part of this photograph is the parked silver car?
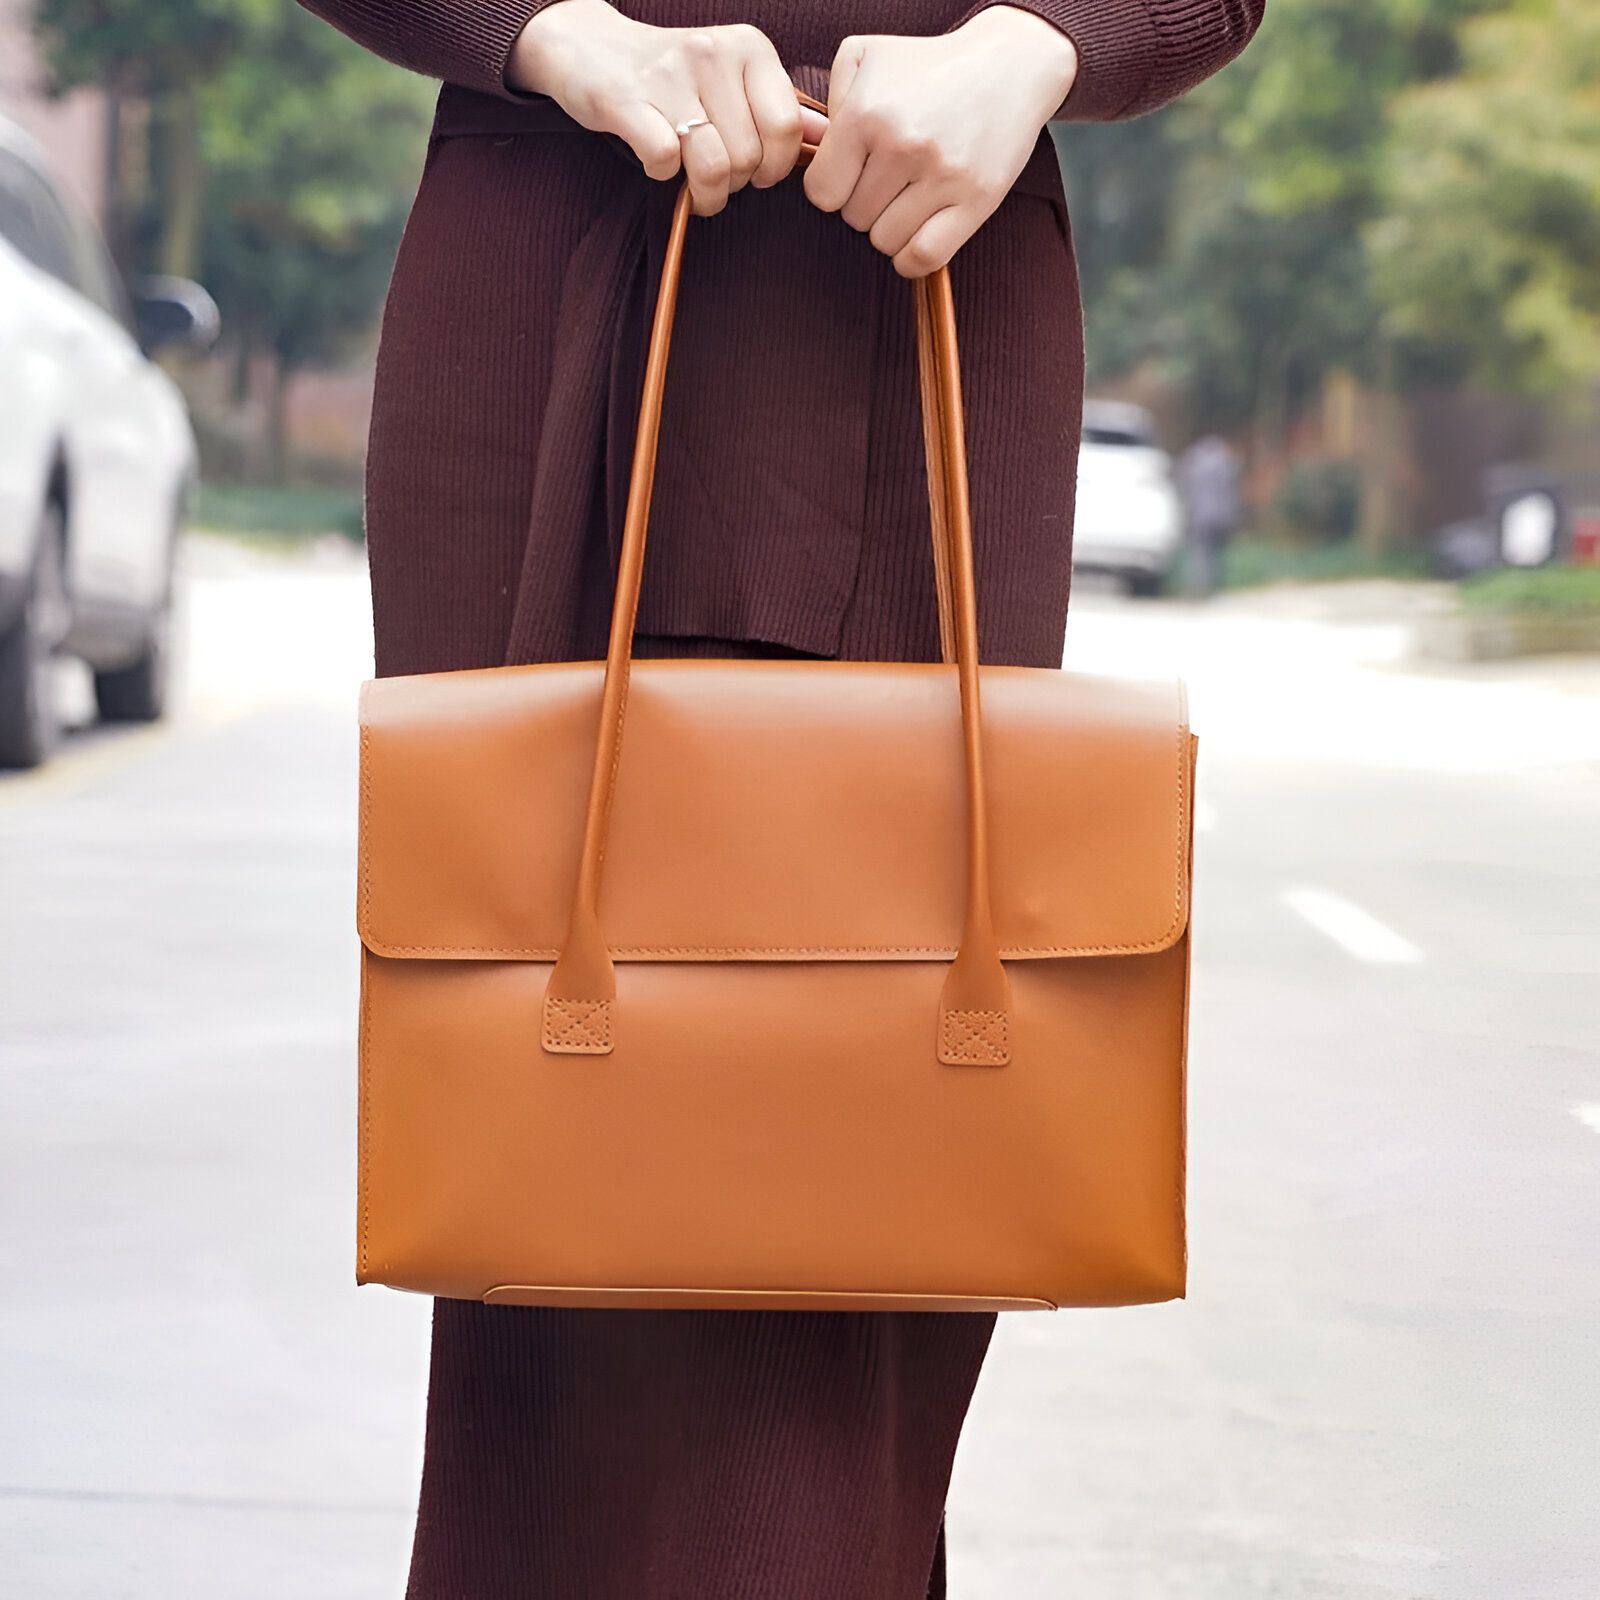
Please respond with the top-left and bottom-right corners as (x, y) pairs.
(1071, 400), (1183, 597)
(0, 115), (215, 768)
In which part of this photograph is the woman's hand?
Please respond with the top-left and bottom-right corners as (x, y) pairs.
(508, 0), (821, 215)
(804, 7), (1079, 277)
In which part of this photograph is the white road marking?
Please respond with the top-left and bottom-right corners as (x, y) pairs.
(1281, 885), (1424, 964)
(1573, 1105), (1600, 1136)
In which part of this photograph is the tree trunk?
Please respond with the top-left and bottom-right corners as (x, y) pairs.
(266, 353), (292, 486)
(232, 323), (255, 406)
(159, 87), (204, 281)
(1252, 337), (1293, 520)
(1358, 336), (1402, 553)
(102, 90), (131, 274)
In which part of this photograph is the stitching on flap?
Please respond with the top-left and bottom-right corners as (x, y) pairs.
(359, 723), (371, 933)
(357, 949), (370, 1278)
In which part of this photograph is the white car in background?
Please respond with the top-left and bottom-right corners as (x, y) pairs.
(0, 115), (215, 768)
(1072, 400), (1184, 597)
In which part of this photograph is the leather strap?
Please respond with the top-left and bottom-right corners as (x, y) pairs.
(542, 91), (1012, 1066)
(915, 275), (958, 667)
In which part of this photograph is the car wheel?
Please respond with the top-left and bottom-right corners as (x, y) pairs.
(94, 573), (173, 725)
(1126, 570), (1164, 599)
(0, 500), (70, 770)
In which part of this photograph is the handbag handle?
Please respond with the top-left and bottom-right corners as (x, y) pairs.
(541, 95), (1013, 1067)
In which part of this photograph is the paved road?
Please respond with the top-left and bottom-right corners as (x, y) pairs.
(2, 546), (1596, 1599)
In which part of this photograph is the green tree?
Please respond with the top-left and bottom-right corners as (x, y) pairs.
(1059, 0), (1505, 544)
(33, 0), (274, 273)
(32, 0), (270, 86)
(197, 5), (433, 479)
(1371, 0), (1600, 397)
(1068, 0), (1493, 427)
(34, 0), (433, 481)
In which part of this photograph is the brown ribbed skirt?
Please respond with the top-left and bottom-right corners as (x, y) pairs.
(408, 1286), (995, 1598)
(369, 120), (1079, 1600)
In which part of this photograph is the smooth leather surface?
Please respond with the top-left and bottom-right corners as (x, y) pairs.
(359, 934), (1190, 1308)
(356, 104), (1196, 1310)
(360, 663), (1191, 962)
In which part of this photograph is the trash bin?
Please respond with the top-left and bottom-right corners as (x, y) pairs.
(1482, 465), (1570, 568)
(1431, 464), (1570, 577)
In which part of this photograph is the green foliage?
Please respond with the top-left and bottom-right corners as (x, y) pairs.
(1269, 459), (1363, 543)
(195, 483), (365, 541)
(32, 0), (275, 92)
(196, 6), (433, 371)
(1063, 0), (1593, 433)
(34, 0), (430, 377)
(1061, 0), (1412, 430)
(1221, 0), (1403, 217)
(1217, 540), (1431, 588)
(1371, 0), (1600, 396)
(1458, 563), (1600, 612)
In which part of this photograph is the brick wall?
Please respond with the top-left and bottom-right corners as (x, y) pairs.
(0, 0), (107, 219)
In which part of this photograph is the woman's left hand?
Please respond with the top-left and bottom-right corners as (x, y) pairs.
(803, 6), (1079, 277)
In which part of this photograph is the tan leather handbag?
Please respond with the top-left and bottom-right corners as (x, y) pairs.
(356, 164), (1197, 1314)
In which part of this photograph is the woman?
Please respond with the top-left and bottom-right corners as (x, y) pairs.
(297, 1), (1264, 1595)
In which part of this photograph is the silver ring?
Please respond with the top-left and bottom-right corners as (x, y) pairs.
(674, 115), (712, 138)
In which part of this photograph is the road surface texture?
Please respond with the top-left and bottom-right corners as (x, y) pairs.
(2, 542), (1596, 1598)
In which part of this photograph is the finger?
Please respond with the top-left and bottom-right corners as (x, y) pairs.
(839, 148), (913, 234)
(798, 105), (829, 146)
(804, 105), (868, 213)
(742, 50), (805, 187)
(828, 35), (867, 116)
(698, 58), (764, 193)
(679, 120), (734, 215)
(868, 179), (944, 260)
(893, 205), (973, 279)
(608, 100), (682, 182)
(804, 36), (868, 211)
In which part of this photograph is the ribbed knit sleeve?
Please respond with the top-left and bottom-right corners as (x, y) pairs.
(956, 0), (1266, 122)
(294, 0), (555, 99)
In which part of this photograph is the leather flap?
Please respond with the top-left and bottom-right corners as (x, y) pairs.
(358, 661), (1191, 963)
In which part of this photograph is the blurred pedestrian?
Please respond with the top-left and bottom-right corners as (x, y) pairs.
(1178, 432), (1244, 598)
(295, 1), (1265, 1595)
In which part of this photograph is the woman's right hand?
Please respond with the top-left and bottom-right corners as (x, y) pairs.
(507, 0), (815, 216)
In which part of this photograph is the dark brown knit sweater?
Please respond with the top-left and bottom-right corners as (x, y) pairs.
(296, 3), (1264, 1596)
(312, 0), (1261, 124)
(303, 0), (1264, 671)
